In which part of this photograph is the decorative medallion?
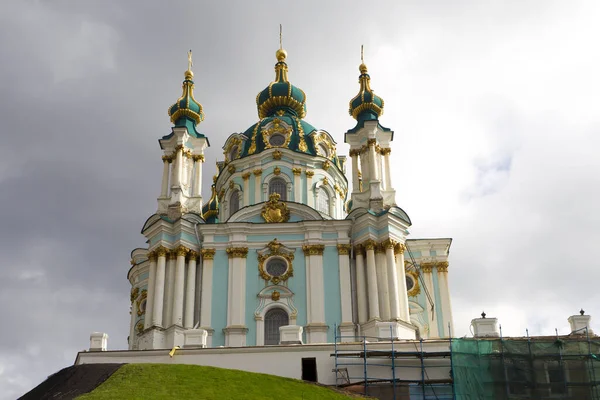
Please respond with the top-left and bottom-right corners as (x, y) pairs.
(271, 290), (281, 301)
(262, 118), (292, 149)
(257, 239), (295, 284)
(273, 166), (281, 175)
(137, 290), (148, 316)
(406, 270), (421, 297)
(261, 193), (290, 223)
(273, 150), (282, 160)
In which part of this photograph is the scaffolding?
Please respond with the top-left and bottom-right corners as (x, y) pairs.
(332, 325), (455, 400)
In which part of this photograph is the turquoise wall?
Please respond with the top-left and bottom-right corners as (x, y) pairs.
(289, 249), (308, 343)
(323, 246), (342, 342)
(432, 268), (445, 336)
(245, 255), (261, 346)
(211, 250), (229, 346)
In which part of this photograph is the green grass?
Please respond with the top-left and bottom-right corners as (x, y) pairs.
(78, 363), (363, 400)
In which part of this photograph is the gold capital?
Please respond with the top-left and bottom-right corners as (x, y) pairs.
(420, 263), (433, 273)
(292, 167), (302, 176)
(242, 172), (251, 180)
(176, 245), (189, 257)
(305, 170), (314, 177)
(364, 239), (376, 251)
(374, 243), (385, 254)
(155, 246), (168, 257)
(253, 169), (263, 176)
(382, 239), (397, 250)
(302, 244), (325, 256)
(367, 138), (377, 147)
(147, 251), (157, 262)
(437, 261), (449, 273)
(354, 244), (364, 256)
(337, 244), (351, 255)
(394, 243), (406, 255)
(380, 148), (391, 156)
(349, 149), (361, 157)
(192, 155), (205, 162)
(226, 247), (249, 258)
(188, 250), (199, 261)
(201, 248), (216, 260)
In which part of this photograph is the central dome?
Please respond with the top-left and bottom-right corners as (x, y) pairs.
(256, 49), (307, 119)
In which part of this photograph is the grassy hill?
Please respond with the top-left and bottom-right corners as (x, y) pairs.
(77, 364), (365, 400)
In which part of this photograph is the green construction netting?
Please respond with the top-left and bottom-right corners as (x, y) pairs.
(451, 337), (600, 400)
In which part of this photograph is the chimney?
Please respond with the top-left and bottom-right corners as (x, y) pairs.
(471, 311), (500, 338)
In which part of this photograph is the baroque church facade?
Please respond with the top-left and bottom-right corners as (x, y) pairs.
(127, 46), (454, 350)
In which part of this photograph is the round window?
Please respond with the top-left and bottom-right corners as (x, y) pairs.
(269, 134), (286, 146)
(406, 276), (415, 291)
(266, 258), (287, 277)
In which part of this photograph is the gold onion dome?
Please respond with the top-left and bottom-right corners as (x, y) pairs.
(168, 52), (205, 127)
(349, 62), (384, 121)
(256, 48), (307, 119)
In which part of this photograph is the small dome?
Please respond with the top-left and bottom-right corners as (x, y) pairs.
(202, 183), (219, 224)
(256, 49), (307, 119)
(349, 63), (384, 121)
(168, 69), (205, 127)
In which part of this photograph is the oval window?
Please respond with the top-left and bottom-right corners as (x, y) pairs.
(266, 258), (287, 277)
(269, 134), (286, 146)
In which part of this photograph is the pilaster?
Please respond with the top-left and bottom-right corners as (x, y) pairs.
(200, 249), (215, 336)
(303, 244), (327, 343)
(144, 252), (157, 330)
(225, 247), (249, 347)
(152, 247), (167, 328)
(354, 244), (368, 324)
(337, 244), (354, 341)
(184, 251), (198, 329)
(364, 240), (380, 321)
(375, 243), (390, 320)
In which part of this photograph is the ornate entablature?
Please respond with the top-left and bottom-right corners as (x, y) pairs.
(257, 239), (295, 284)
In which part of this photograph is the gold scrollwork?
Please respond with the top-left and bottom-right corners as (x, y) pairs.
(258, 239), (295, 284)
(248, 123), (259, 155)
(272, 150), (282, 160)
(130, 287), (139, 303)
(305, 170), (314, 178)
(437, 261), (449, 273)
(337, 244), (351, 255)
(224, 137), (243, 163)
(242, 172), (251, 180)
(262, 118), (292, 150)
(228, 165), (236, 174)
(261, 193), (290, 223)
(201, 248), (216, 260)
(226, 247), (249, 258)
(273, 166), (281, 175)
(137, 290), (147, 316)
(135, 321), (144, 334)
(292, 167), (302, 176)
(406, 270), (421, 297)
(302, 244), (325, 256)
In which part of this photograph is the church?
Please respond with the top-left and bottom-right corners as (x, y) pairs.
(125, 43), (454, 351)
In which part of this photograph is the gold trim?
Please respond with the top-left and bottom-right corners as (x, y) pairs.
(305, 170), (314, 178)
(135, 321), (144, 334)
(258, 239), (294, 284)
(248, 123), (259, 155)
(188, 250), (199, 261)
(292, 167), (302, 175)
(136, 289), (148, 316)
(176, 245), (189, 257)
(261, 118), (292, 150)
(253, 169), (263, 176)
(201, 248), (216, 260)
(130, 287), (139, 303)
(406, 270), (421, 297)
(272, 150), (282, 160)
(242, 172), (251, 180)
(226, 247), (249, 258)
(294, 116), (308, 152)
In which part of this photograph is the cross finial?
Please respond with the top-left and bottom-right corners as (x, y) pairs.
(279, 24), (283, 50)
(361, 44), (364, 64)
(187, 49), (193, 71)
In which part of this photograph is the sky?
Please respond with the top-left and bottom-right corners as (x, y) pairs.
(1, 0), (599, 397)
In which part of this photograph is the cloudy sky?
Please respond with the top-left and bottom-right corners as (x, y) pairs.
(1, 0), (599, 397)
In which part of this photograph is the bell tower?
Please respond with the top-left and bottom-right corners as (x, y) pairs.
(158, 51), (210, 219)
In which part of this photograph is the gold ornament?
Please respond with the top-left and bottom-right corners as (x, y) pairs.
(337, 244), (351, 255)
(261, 193), (290, 223)
(273, 166), (281, 175)
(130, 287), (139, 303)
(302, 244), (325, 256)
(258, 239), (295, 284)
(271, 290), (281, 301)
(201, 248), (216, 260)
(273, 150), (282, 160)
(226, 247), (249, 258)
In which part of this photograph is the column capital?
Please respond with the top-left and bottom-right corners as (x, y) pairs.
(394, 243), (406, 255)
(184, 150), (193, 159)
(242, 172), (251, 180)
(363, 239), (376, 251)
(176, 245), (189, 257)
(437, 261), (449, 273)
(305, 170), (314, 178)
(374, 243), (385, 254)
(226, 247), (249, 258)
(336, 244), (351, 255)
(162, 155), (172, 163)
(292, 167), (302, 176)
(174, 144), (184, 152)
(380, 148), (392, 156)
(382, 239), (397, 250)
(349, 148), (361, 157)
(302, 244), (325, 256)
(421, 262), (434, 273)
(147, 251), (157, 262)
(253, 168), (263, 176)
(201, 248), (216, 260)
(192, 154), (205, 162)
(155, 246), (169, 257)
(354, 244), (364, 256)
(367, 138), (377, 147)
(188, 250), (199, 261)
(228, 165), (236, 174)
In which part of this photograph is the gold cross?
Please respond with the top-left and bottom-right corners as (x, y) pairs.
(187, 49), (193, 70)
(361, 45), (364, 64)
(279, 24), (282, 49)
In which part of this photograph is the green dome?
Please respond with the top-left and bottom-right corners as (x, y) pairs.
(256, 49), (307, 119)
(168, 70), (205, 127)
(202, 183), (219, 224)
(349, 63), (384, 122)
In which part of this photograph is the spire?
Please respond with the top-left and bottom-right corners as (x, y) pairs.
(168, 50), (205, 129)
(349, 46), (384, 121)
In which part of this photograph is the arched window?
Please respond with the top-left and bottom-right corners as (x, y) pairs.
(316, 187), (330, 215)
(269, 178), (287, 201)
(264, 308), (289, 345)
(229, 190), (240, 215)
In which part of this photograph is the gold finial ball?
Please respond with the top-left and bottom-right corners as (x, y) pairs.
(359, 63), (368, 74)
(276, 48), (287, 62)
(184, 70), (194, 80)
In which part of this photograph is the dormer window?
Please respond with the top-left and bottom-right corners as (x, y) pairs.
(317, 143), (329, 158)
(229, 145), (239, 161)
(269, 134), (286, 147)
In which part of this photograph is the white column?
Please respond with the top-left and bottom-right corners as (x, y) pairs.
(181, 153), (189, 191)
(225, 247), (248, 347)
(382, 149), (392, 190)
(360, 152), (369, 186)
(384, 241), (400, 320)
(160, 157), (170, 197)
(129, 301), (136, 349)
(437, 262), (454, 337)
(152, 248), (167, 327)
(368, 139), (378, 181)
(350, 151), (360, 193)
(193, 155), (204, 196)
(306, 171), (314, 208)
(253, 169), (262, 203)
(175, 146), (183, 187)
(164, 252), (176, 327)
(293, 168), (301, 202)
(200, 249), (215, 330)
(422, 264), (439, 338)
(376, 246), (390, 320)
(144, 254), (157, 330)
(184, 251), (197, 329)
(395, 245), (411, 322)
(337, 244), (354, 340)
(355, 246), (368, 324)
(172, 246), (187, 327)
(303, 245), (327, 343)
(242, 172), (250, 206)
(364, 241), (380, 321)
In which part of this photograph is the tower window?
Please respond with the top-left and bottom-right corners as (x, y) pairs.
(269, 134), (286, 146)
(229, 190), (240, 215)
(316, 187), (330, 215)
(264, 308), (289, 345)
(269, 178), (287, 201)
